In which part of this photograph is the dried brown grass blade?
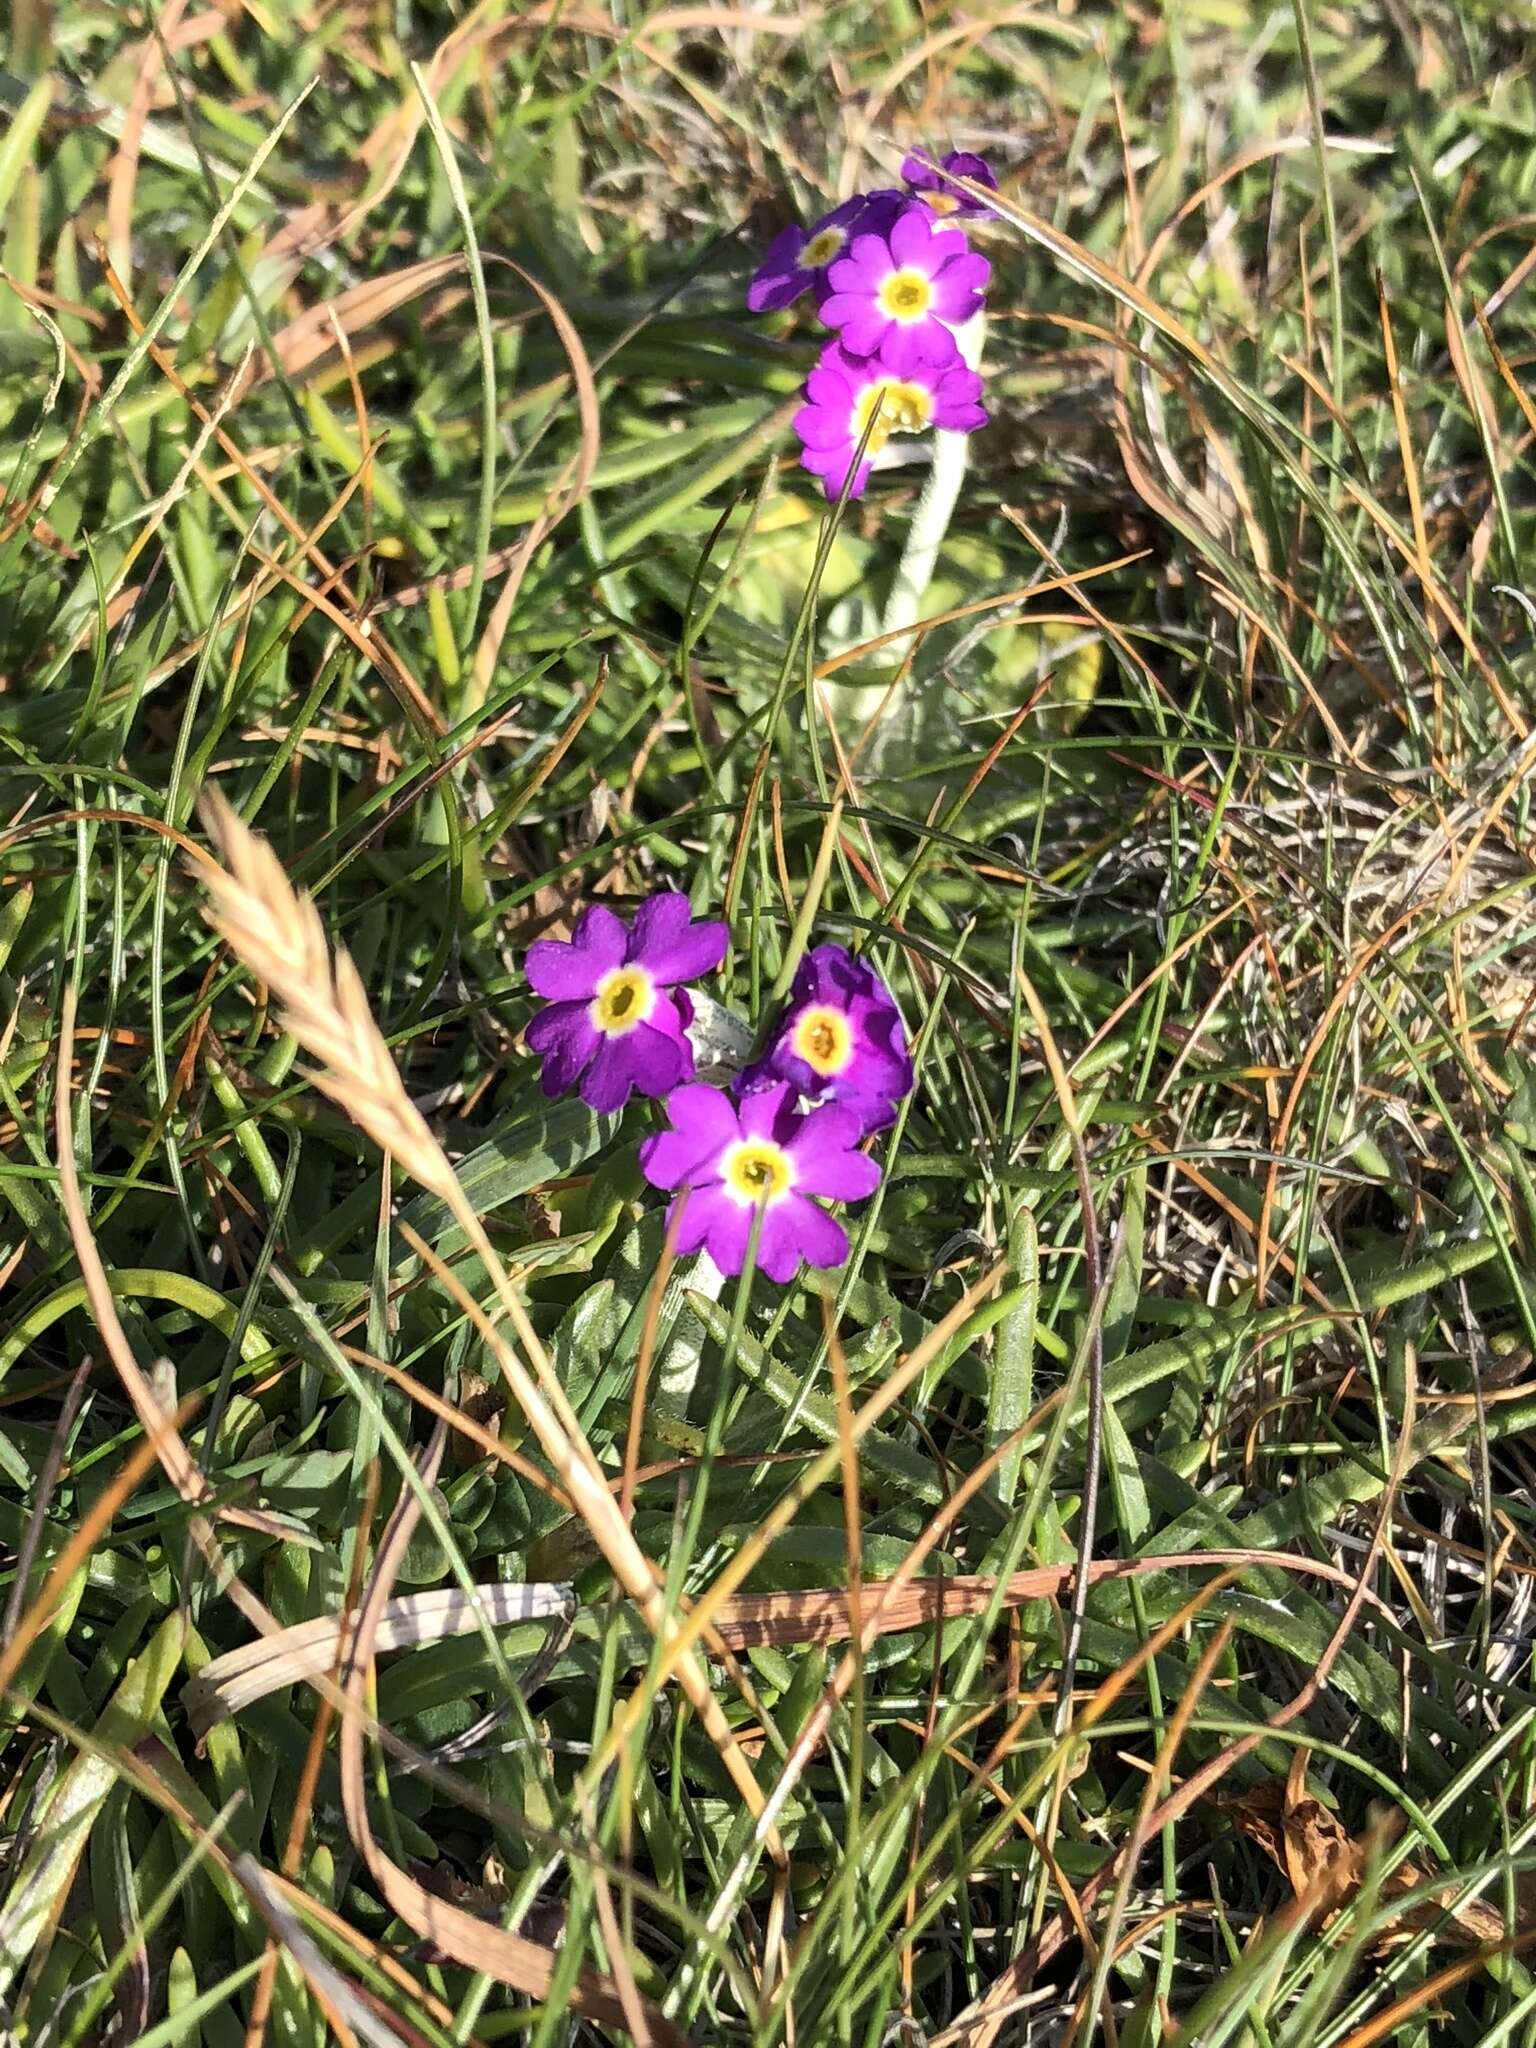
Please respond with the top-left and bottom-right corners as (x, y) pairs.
(393, 1216), (781, 1849)
(1329, 1924), (1536, 2048)
(53, 983), (289, 1540)
(0, 1416), (180, 1701)
(466, 257), (601, 702)
(337, 1429), (693, 2048)
(105, 0), (192, 289)
(372, 252), (602, 628)
(198, 800), (453, 1196)
(196, 795), (777, 1848)
(182, 1545), (1384, 1735)
(1223, 1751), (1508, 1948)
(1064, 1620), (1235, 2048)
(255, 256), (466, 387)
(943, 1359), (1424, 2048)
(712, 1547), (1389, 1646)
(183, 1583), (575, 1737)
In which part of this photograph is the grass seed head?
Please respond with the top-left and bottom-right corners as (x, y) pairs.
(198, 788), (455, 1199)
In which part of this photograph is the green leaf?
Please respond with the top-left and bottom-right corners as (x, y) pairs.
(0, 76), (50, 219)
(987, 1198), (1037, 1508)
(0, 1614), (185, 1995)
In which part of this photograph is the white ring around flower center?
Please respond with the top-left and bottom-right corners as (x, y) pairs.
(791, 1004), (854, 1078)
(590, 965), (656, 1037)
(803, 225), (846, 268)
(720, 1137), (794, 1207)
(850, 377), (935, 456)
(877, 267), (935, 322)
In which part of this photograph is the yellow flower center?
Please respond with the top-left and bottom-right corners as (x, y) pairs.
(590, 966), (655, 1036)
(791, 1004), (854, 1078)
(803, 225), (846, 268)
(851, 377), (935, 458)
(877, 267), (935, 321)
(722, 1138), (793, 1206)
(923, 191), (962, 217)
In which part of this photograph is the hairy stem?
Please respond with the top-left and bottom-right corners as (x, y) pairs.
(836, 313), (986, 751)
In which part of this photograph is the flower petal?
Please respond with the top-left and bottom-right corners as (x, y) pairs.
(525, 902), (626, 999)
(925, 224), (972, 269)
(748, 272), (810, 314)
(889, 204), (938, 265)
(850, 190), (907, 237)
(929, 265), (988, 325)
(627, 893), (728, 985)
(674, 1186), (752, 1273)
(875, 322), (959, 376)
(937, 249), (991, 293)
(942, 151), (996, 186)
(787, 1130), (882, 1203)
(641, 1131), (718, 1192)
(795, 405), (856, 449)
(817, 194), (874, 233)
(581, 1023), (687, 1113)
(758, 1194), (848, 1280)
(736, 1080), (799, 1142)
(783, 1097), (866, 1163)
(639, 1084), (740, 1189)
(840, 1088), (903, 1134)
(830, 233), (895, 284)
(747, 226), (811, 312)
(669, 1080), (743, 1141)
(817, 288), (868, 327)
(804, 359), (858, 406)
(934, 395), (987, 433)
(793, 943), (855, 1003)
(800, 444), (869, 500)
(903, 154), (997, 216)
(525, 1001), (599, 1096)
(822, 303), (887, 356)
(932, 365), (987, 429)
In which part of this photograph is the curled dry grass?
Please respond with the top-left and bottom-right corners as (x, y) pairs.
(8, 2), (1536, 2042)
(196, 790), (779, 1848)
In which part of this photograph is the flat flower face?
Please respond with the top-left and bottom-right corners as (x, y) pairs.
(524, 894), (728, 1115)
(793, 340), (987, 501)
(749, 944), (914, 1132)
(901, 149), (999, 219)
(820, 204), (990, 368)
(639, 1081), (881, 1282)
(746, 190), (906, 314)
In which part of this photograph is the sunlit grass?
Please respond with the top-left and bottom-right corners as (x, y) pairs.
(3, 3), (1536, 2044)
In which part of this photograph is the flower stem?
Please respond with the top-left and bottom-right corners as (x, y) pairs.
(880, 425), (971, 642)
(837, 312), (986, 749)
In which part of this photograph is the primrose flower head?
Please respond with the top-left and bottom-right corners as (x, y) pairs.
(901, 149), (999, 219)
(820, 201), (989, 367)
(639, 1081), (881, 1283)
(747, 943), (913, 1133)
(747, 189), (907, 314)
(524, 894), (728, 1115)
(794, 337), (986, 502)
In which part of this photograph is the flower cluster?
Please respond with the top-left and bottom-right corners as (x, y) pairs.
(747, 151), (997, 501)
(524, 901), (913, 1282)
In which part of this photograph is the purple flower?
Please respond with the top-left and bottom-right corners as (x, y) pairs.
(746, 190), (907, 313)
(820, 203), (989, 365)
(524, 895), (728, 1115)
(901, 150), (999, 219)
(639, 1081), (880, 1282)
(793, 338), (986, 501)
(746, 944), (913, 1133)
